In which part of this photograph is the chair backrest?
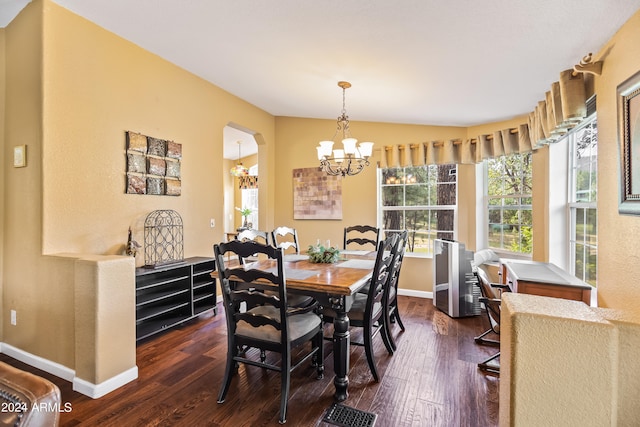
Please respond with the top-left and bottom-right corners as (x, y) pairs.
(386, 230), (408, 301)
(476, 267), (501, 328)
(344, 225), (380, 250)
(271, 226), (300, 254)
(365, 233), (398, 321)
(213, 240), (290, 344)
(236, 229), (270, 246)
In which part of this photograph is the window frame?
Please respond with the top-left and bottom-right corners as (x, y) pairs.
(377, 164), (458, 257)
(567, 115), (597, 286)
(485, 152), (533, 256)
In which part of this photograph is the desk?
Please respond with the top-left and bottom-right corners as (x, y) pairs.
(213, 252), (375, 402)
(500, 259), (592, 305)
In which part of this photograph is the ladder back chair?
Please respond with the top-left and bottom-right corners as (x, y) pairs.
(235, 229), (271, 263)
(271, 226), (300, 255)
(236, 229), (270, 246)
(213, 240), (324, 424)
(384, 230), (408, 351)
(343, 225), (380, 251)
(322, 233), (397, 382)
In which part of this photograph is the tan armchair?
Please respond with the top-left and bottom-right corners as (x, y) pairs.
(0, 361), (61, 427)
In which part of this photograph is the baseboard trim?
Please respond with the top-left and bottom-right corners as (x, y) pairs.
(0, 343), (138, 399)
(73, 366), (138, 399)
(0, 343), (75, 381)
(398, 288), (432, 299)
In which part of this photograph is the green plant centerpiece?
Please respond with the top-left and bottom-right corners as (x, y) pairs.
(307, 243), (341, 264)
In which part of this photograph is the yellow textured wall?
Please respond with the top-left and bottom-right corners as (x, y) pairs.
(594, 9), (640, 311)
(73, 255), (135, 384)
(0, 27), (5, 341)
(3, 0), (46, 357)
(2, 0), (275, 376)
(501, 293), (617, 426)
(41, 1), (273, 259)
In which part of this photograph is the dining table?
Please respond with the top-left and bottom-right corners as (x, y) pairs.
(213, 249), (377, 402)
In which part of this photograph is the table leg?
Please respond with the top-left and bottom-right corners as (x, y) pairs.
(333, 309), (350, 401)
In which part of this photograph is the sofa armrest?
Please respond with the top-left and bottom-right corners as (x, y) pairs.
(0, 362), (61, 427)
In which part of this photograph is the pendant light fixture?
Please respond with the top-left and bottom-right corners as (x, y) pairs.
(230, 140), (249, 177)
(316, 81), (374, 177)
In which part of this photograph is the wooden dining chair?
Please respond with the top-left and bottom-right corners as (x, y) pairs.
(271, 226), (300, 254)
(236, 229), (270, 246)
(384, 230), (408, 351)
(343, 225), (380, 250)
(213, 240), (324, 424)
(322, 233), (397, 382)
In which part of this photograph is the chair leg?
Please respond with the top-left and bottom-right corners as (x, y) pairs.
(474, 329), (500, 346)
(217, 341), (238, 403)
(313, 332), (325, 379)
(478, 351), (500, 375)
(363, 325), (379, 382)
(380, 319), (394, 355)
(279, 352), (291, 424)
(392, 303), (406, 332)
(386, 301), (405, 352)
(382, 304), (396, 352)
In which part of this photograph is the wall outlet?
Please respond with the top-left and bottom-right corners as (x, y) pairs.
(10, 310), (16, 326)
(210, 218), (215, 228)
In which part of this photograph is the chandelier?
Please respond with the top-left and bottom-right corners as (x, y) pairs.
(230, 140), (249, 177)
(316, 81), (374, 177)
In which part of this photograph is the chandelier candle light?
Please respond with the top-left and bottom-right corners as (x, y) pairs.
(316, 81), (374, 177)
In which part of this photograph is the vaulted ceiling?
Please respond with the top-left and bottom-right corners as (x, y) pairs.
(3, 0), (640, 158)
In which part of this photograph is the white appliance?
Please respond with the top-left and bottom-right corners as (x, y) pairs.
(433, 239), (480, 318)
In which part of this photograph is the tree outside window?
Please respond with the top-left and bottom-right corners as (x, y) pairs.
(380, 164), (456, 255)
(486, 153), (533, 254)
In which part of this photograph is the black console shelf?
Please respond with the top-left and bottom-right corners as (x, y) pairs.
(135, 256), (217, 341)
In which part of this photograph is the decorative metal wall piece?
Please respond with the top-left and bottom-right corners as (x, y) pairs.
(126, 131), (182, 196)
(143, 209), (184, 268)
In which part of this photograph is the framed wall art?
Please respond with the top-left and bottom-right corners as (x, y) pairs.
(125, 131), (182, 196)
(618, 70), (640, 214)
(293, 167), (342, 220)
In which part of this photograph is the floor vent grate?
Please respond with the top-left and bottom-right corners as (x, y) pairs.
(322, 403), (377, 427)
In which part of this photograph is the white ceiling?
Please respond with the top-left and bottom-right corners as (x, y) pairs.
(4, 0), (640, 159)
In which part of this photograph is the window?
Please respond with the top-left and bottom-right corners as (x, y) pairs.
(241, 164), (259, 228)
(379, 164), (457, 255)
(486, 152), (533, 254)
(568, 117), (597, 286)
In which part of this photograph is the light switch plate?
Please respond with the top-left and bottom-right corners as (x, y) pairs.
(13, 145), (26, 168)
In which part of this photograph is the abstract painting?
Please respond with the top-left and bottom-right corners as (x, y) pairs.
(293, 167), (342, 219)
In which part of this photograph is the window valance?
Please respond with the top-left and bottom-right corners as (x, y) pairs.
(239, 175), (258, 189)
(380, 64), (593, 168)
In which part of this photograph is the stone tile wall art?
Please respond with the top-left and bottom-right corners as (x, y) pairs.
(293, 167), (342, 220)
(126, 131), (182, 196)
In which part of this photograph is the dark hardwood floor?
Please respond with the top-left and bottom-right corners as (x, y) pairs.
(0, 296), (500, 426)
